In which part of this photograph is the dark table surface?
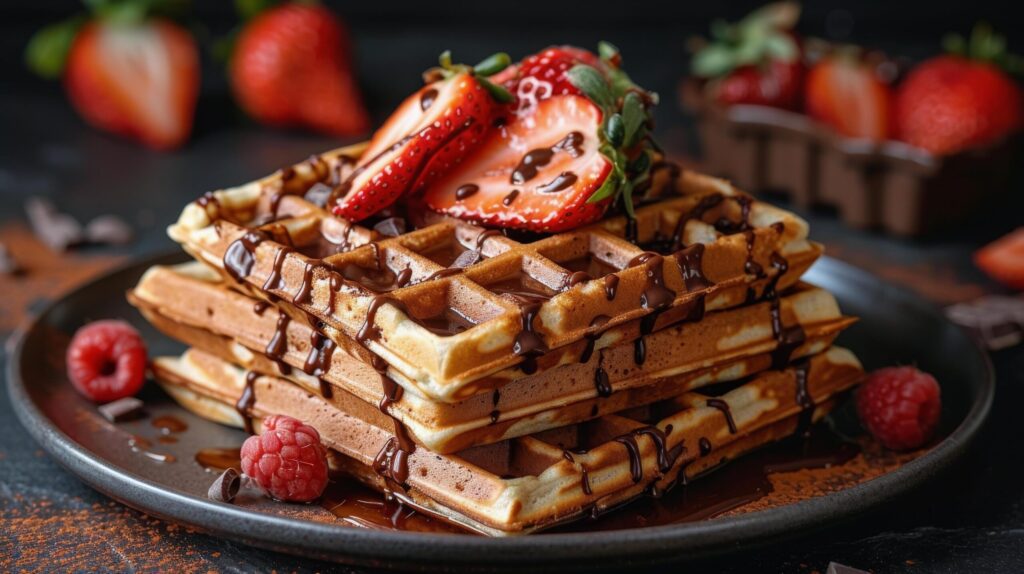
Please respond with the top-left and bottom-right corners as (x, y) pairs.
(3, 6), (1024, 572)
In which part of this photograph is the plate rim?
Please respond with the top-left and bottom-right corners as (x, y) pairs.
(5, 252), (996, 569)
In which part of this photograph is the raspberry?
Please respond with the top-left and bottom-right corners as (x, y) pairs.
(240, 415), (329, 502)
(856, 366), (942, 451)
(66, 320), (147, 403)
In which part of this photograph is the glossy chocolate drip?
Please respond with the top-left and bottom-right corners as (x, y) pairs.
(580, 315), (610, 364)
(514, 302), (547, 375)
(252, 301), (269, 315)
(674, 243), (713, 292)
(328, 273), (343, 314)
(223, 231), (267, 282)
(768, 296), (807, 369)
(265, 310), (291, 370)
(629, 252), (676, 310)
(455, 184), (479, 200)
(603, 274), (619, 300)
(615, 433), (644, 483)
(475, 229), (502, 251)
(395, 267), (413, 288)
(424, 267), (464, 282)
(563, 450), (593, 496)
(670, 193), (725, 250)
(624, 217), (638, 245)
(262, 246), (293, 291)
(762, 251), (790, 300)
(194, 447), (241, 472)
(304, 331), (336, 379)
(706, 398), (737, 434)
(502, 189), (520, 206)
(357, 296), (408, 343)
(293, 261), (317, 304)
(561, 271), (592, 291)
(793, 359), (814, 434)
(536, 172), (578, 194)
(373, 355), (416, 488)
(236, 372), (258, 435)
(420, 88), (438, 111)
(510, 132), (584, 185)
(152, 415), (188, 434)
(699, 437), (713, 456)
(743, 230), (764, 278)
(594, 366), (612, 397)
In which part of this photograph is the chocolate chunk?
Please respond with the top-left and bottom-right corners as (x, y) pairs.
(826, 562), (870, 574)
(85, 214), (133, 245)
(0, 242), (22, 275)
(373, 217), (407, 237)
(450, 250), (482, 269)
(208, 468), (241, 503)
(304, 182), (333, 208)
(946, 295), (1024, 350)
(97, 397), (144, 422)
(25, 197), (83, 252)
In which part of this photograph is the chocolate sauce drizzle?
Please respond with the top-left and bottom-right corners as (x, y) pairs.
(673, 243), (713, 292)
(510, 131), (584, 185)
(536, 172), (578, 194)
(603, 275), (619, 300)
(455, 184), (479, 200)
(372, 354), (416, 488)
(768, 296), (807, 370)
(793, 359), (814, 435)
(236, 372), (258, 435)
(706, 398), (738, 434)
(252, 301), (269, 315)
(265, 310), (292, 375)
(223, 231), (268, 282)
(513, 302), (547, 375)
(293, 262), (316, 305)
(563, 450), (593, 496)
(502, 189), (520, 206)
(262, 246), (293, 291)
(699, 437), (713, 456)
(613, 426), (684, 484)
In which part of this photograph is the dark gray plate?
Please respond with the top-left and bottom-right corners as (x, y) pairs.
(6, 253), (994, 571)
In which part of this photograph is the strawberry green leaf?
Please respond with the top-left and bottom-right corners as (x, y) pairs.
(691, 44), (736, 77)
(438, 50), (453, 70)
(235, 0), (279, 20)
(587, 169), (621, 204)
(598, 41), (619, 62)
(473, 52), (511, 77)
(629, 148), (652, 174)
(620, 179), (636, 218)
(621, 92), (646, 148)
(477, 77), (514, 103)
(763, 32), (798, 62)
(24, 16), (84, 79)
(566, 65), (615, 109)
(604, 113), (625, 147)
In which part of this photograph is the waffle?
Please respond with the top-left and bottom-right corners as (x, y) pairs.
(130, 262), (855, 453)
(168, 142), (822, 403)
(152, 345), (863, 535)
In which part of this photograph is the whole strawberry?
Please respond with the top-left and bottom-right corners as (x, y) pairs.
(895, 24), (1023, 155)
(231, 3), (370, 136)
(691, 2), (804, 109)
(240, 414), (329, 503)
(26, 5), (200, 150)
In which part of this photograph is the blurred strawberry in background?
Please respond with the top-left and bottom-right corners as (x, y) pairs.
(975, 228), (1024, 290)
(26, 0), (200, 150)
(229, 1), (370, 136)
(894, 24), (1023, 155)
(690, 2), (803, 109)
(805, 51), (893, 140)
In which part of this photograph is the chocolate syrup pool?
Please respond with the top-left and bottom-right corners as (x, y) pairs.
(194, 424), (863, 535)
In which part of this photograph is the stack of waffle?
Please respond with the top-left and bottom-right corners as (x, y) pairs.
(129, 142), (863, 535)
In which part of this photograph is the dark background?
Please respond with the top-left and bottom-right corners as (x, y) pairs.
(2, 1), (1023, 572)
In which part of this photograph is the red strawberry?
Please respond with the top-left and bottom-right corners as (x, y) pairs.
(805, 55), (893, 140)
(895, 55), (1022, 154)
(63, 19), (199, 150)
(331, 54), (513, 221)
(423, 95), (614, 232)
(692, 3), (804, 110)
(974, 228), (1024, 289)
(230, 4), (370, 137)
(508, 46), (601, 114)
(713, 59), (803, 109)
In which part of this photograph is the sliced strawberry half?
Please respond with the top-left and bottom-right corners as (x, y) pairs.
(975, 228), (1024, 290)
(423, 95), (614, 232)
(331, 64), (510, 220)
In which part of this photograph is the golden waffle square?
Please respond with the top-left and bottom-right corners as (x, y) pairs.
(130, 262), (855, 452)
(152, 346), (863, 535)
(168, 142), (823, 403)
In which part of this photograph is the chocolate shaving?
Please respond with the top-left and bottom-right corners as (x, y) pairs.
(450, 249), (482, 269)
(304, 182), (334, 208)
(373, 217), (407, 237)
(208, 468), (241, 503)
(97, 397), (144, 422)
(946, 295), (1024, 350)
(84, 215), (133, 245)
(24, 197), (83, 252)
